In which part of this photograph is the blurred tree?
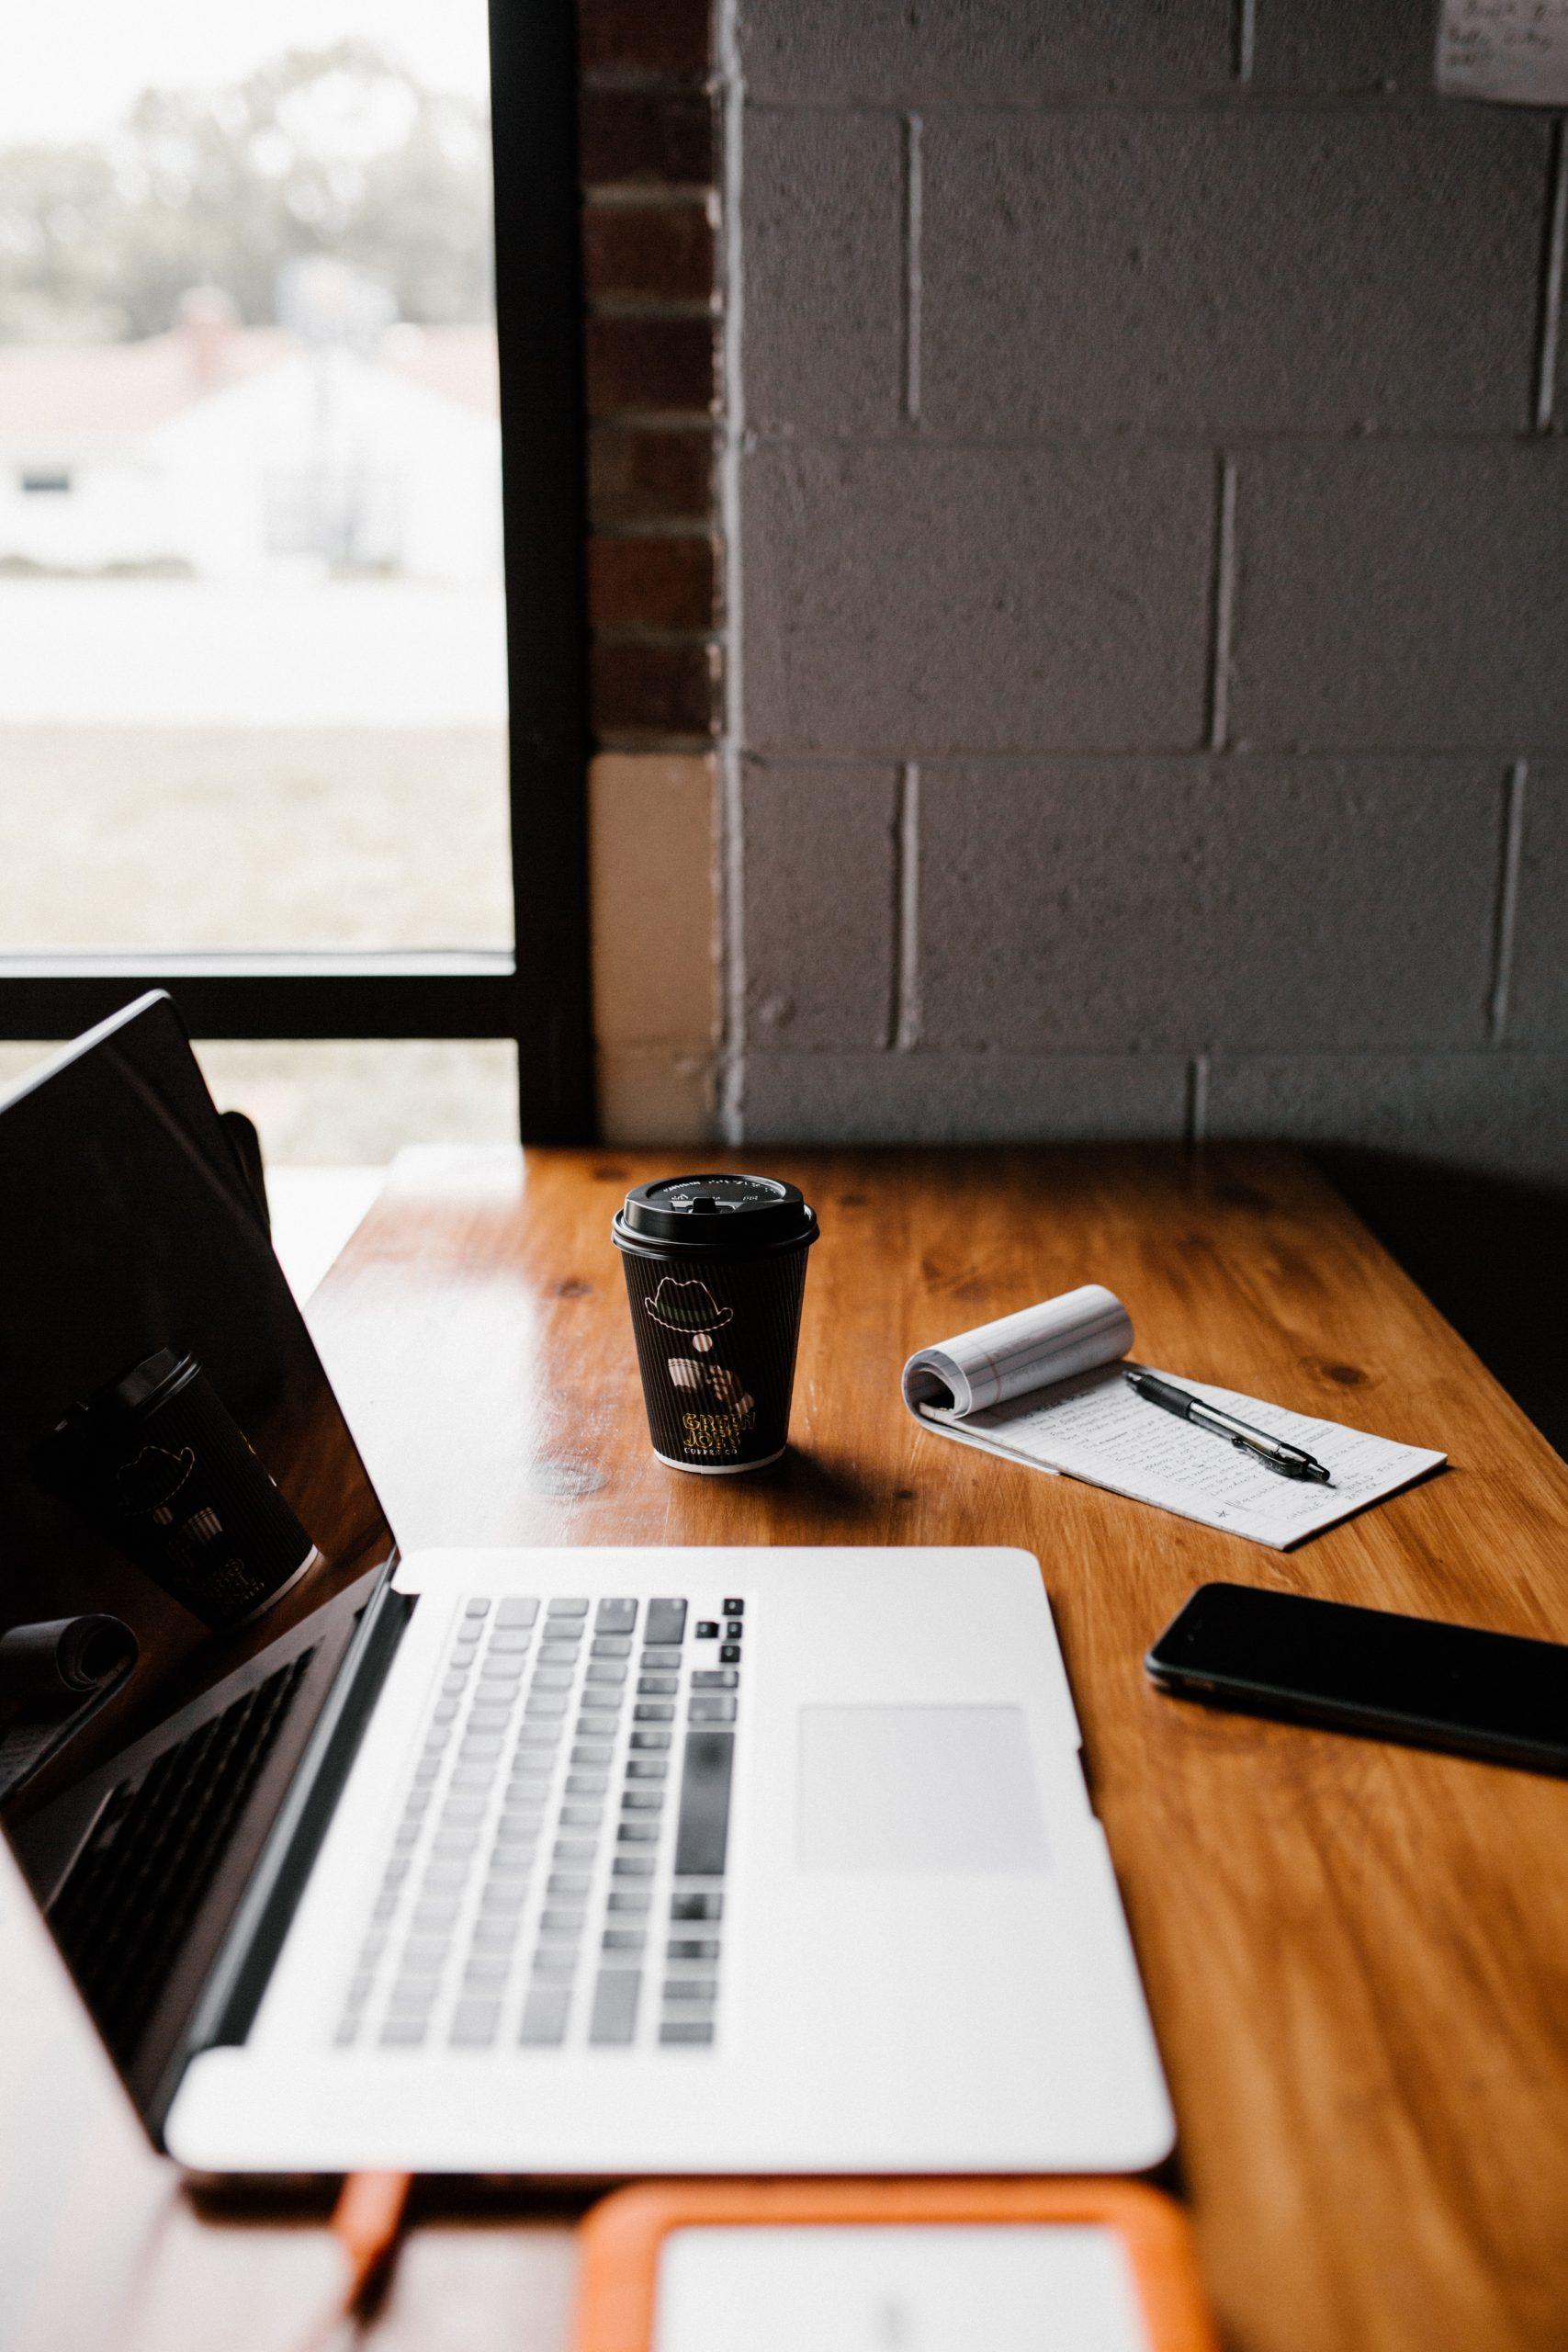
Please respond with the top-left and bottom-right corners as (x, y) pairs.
(0, 41), (492, 344)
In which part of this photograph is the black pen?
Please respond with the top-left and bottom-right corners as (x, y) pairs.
(1123, 1368), (1333, 1484)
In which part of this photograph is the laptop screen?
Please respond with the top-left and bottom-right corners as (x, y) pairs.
(0, 994), (396, 2116)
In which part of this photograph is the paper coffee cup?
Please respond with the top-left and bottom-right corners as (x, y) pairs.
(612, 1175), (818, 1474)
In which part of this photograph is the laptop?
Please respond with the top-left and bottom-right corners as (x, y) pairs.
(0, 993), (1173, 2176)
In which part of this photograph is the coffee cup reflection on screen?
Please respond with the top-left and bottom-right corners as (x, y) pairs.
(51, 1348), (320, 1631)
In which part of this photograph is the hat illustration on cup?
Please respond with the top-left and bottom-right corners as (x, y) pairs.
(645, 1276), (734, 1334)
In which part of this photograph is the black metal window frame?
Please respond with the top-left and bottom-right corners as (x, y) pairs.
(0, 0), (594, 1144)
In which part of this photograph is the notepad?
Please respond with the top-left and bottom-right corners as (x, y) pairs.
(902, 1285), (1446, 1550)
(655, 2223), (1152, 2352)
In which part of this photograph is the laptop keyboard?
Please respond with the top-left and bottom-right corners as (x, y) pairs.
(333, 1595), (742, 2055)
(50, 1650), (316, 2068)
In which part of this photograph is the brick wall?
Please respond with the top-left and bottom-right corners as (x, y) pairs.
(579, 0), (722, 1141)
(724, 0), (1568, 1189)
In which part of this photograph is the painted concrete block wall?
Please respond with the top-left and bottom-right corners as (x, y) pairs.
(725, 0), (1568, 1186)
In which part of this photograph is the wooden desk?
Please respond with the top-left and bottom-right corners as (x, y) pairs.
(5, 1143), (1568, 2352)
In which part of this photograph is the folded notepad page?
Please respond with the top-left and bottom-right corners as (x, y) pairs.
(902, 1284), (1445, 1550)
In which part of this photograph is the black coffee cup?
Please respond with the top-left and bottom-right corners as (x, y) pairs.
(612, 1175), (819, 1474)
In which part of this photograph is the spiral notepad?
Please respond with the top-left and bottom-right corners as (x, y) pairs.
(902, 1285), (1446, 1551)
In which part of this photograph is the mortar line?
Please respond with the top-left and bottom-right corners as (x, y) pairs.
(903, 113), (923, 426)
(1186, 1054), (1211, 1145)
(716, 0), (748, 1148)
(1489, 763), (1528, 1044)
(894, 762), (922, 1048)
(1234, 0), (1257, 81)
(1206, 454), (1237, 752)
(1534, 119), (1568, 430)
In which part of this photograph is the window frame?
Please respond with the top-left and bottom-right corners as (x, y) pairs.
(0, 0), (594, 1144)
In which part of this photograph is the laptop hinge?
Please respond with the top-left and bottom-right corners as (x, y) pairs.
(154, 1574), (415, 2113)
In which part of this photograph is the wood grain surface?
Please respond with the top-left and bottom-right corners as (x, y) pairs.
(4, 1140), (1567, 2352)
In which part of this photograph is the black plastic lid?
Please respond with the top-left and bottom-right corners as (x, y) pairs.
(94, 1347), (198, 1420)
(614, 1172), (817, 1254)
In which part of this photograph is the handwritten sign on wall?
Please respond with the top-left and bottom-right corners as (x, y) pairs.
(1438, 0), (1568, 104)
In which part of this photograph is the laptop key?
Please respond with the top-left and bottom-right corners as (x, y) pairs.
(465, 1599), (491, 1618)
(673, 1730), (734, 1877)
(547, 1598), (590, 1618)
(380, 2020), (428, 2047)
(668, 1937), (720, 1962)
(451, 2002), (501, 2046)
(489, 1851), (534, 1882)
(567, 1772), (608, 1796)
(695, 1622), (719, 1639)
(671, 1890), (723, 1921)
(573, 1744), (613, 1766)
(691, 1670), (738, 1690)
(626, 1758), (667, 1781)
(607, 1889), (651, 1913)
(488, 1630), (533, 1654)
(660, 2019), (715, 2046)
(472, 1920), (520, 1950)
(719, 1644), (741, 1666)
(722, 1599), (743, 1616)
(591, 1636), (632, 1659)
(646, 1600), (687, 1645)
(548, 1871), (591, 1896)
(641, 1646), (683, 1669)
(690, 1695), (737, 1725)
(630, 1731), (671, 1752)
(634, 1703), (674, 1724)
(520, 1986), (570, 2045)
(589, 1968), (641, 2045)
(663, 1976), (717, 2002)
(603, 1928), (646, 1952)
(596, 1599), (638, 1633)
(497, 1598), (540, 1627)
(637, 1676), (677, 1697)
(622, 1792), (663, 1813)
(586, 1661), (626, 1686)
(613, 1855), (656, 1877)
(618, 1823), (659, 1844)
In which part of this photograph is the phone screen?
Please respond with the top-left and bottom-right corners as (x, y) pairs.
(1146, 1582), (1568, 1763)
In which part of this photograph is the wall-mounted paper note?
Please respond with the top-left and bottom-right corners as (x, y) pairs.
(1438, 0), (1568, 106)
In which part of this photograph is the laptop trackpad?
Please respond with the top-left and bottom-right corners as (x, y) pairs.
(798, 1705), (1049, 1872)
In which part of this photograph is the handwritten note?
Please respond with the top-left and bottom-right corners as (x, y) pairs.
(923, 1363), (1445, 1551)
(1438, 0), (1568, 106)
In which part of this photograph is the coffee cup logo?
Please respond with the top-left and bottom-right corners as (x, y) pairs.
(640, 1278), (755, 1457)
(117, 1442), (196, 1517)
(644, 1277), (733, 1334)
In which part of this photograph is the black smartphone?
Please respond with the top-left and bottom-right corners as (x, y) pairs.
(1145, 1581), (1568, 1777)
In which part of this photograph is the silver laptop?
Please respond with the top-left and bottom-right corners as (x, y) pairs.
(0, 996), (1172, 2176)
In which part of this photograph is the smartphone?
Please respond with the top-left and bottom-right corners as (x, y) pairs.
(1145, 1581), (1568, 1777)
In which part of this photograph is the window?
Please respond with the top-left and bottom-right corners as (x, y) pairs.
(0, 0), (589, 1146)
